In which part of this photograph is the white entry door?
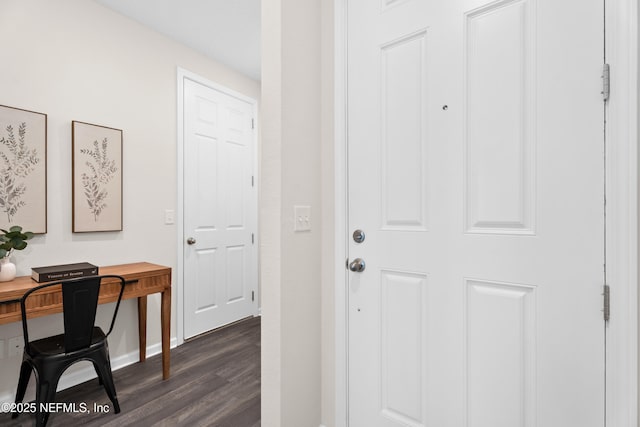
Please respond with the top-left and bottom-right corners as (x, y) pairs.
(183, 77), (258, 339)
(347, 0), (605, 426)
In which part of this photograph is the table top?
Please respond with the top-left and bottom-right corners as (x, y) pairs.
(0, 262), (171, 303)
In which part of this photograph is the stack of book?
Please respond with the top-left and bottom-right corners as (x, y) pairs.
(31, 262), (99, 283)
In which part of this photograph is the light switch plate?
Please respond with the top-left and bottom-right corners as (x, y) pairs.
(294, 205), (311, 232)
(165, 209), (175, 225)
(8, 336), (23, 357)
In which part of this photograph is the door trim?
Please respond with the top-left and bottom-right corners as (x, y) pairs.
(333, 0), (638, 425)
(604, 0), (639, 424)
(176, 67), (259, 346)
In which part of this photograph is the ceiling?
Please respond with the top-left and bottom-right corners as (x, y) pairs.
(95, 0), (261, 81)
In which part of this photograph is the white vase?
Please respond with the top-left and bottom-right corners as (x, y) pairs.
(0, 256), (16, 282)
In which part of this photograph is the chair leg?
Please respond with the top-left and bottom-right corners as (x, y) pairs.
(12, 361), (32, 418)
(94, 356), (120, 414)
(35, 371), (62, 427)
(41, 383), (58, 427)
(34, 380), (50, 427)
(93, 362), (104, 385)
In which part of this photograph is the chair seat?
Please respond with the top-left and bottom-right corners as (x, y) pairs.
(28, 327), (106, 356)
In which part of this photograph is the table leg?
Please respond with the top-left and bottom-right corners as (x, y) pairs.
(161, 288), (171, 379)
(138, 296), (147, 362)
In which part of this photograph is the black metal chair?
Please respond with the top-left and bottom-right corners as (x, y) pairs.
(12, 275), (126, 427)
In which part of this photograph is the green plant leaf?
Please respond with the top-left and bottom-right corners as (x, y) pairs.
(12, 240), (26, 250)
(0, 226), (33, 251)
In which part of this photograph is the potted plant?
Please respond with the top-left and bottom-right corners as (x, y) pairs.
(0, 226), (34, 282)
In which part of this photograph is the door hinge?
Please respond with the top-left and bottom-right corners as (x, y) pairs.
(251, 233), (255, 244)
(603, 284), (610, 322)
(601, 63), (610, 103)
(252, 290), (255, 302)
(251, 175), (254, 187)
(252, 118), (255, 129)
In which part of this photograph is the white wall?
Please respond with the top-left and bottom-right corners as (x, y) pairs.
(261, 0), (324, 425)
(320, 1), (337, 426)
(0, 0), (259, 401)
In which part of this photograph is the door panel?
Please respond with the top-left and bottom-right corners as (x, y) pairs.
(465, 279), (536, 426)
(184, 78), (257, 339)
(380, 270), (429, 425)
(465, 0), (536, 234)
(347, 0), (604, 425)
(381, 30), (429, 231)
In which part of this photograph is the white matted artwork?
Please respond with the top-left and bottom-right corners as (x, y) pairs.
(72, 121), (122, 232)
(0, 105), (47, 234)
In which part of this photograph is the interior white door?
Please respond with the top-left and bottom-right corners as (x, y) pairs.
(347, 0), (605, 426)
(183, 78), (257, 339)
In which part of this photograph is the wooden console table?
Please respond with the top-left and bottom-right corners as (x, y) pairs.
(0, 262), (172, 380)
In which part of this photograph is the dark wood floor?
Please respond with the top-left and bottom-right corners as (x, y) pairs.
(1, 316), (261, 427)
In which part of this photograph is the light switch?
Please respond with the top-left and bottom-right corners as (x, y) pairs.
(294, 205), (311, 232)
(165, 209), (175, 225)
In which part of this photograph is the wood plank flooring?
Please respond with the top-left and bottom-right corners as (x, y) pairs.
(0, 316), (261, 427)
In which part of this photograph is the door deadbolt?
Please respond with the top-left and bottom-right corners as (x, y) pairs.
(352, 229), (365, 243)
(349, 258), (366, 272)
(187, 237), (196, 245)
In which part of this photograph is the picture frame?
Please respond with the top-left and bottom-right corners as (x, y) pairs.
(72, 121), (122, 232)
(0, 105), (47, 234)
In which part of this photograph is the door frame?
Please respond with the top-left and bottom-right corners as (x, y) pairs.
(332, 0), (638, 425)
(176, 67), (260, 346)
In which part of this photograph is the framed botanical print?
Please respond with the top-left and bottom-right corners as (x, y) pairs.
(72, 121), (122, 232)
(0, 105), (47, 233)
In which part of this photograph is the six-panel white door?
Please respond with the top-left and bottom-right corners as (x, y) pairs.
(347, 0), (605, 425)
(183, 78), (257, 339)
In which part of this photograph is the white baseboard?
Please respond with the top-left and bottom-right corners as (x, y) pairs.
(0, 338), (178, 406)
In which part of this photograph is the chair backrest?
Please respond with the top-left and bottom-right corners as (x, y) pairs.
(20, 275), (126, 354)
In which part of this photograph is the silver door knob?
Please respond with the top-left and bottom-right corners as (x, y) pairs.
(187, 237), (196, 245)
(349, 258), (366, 272)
